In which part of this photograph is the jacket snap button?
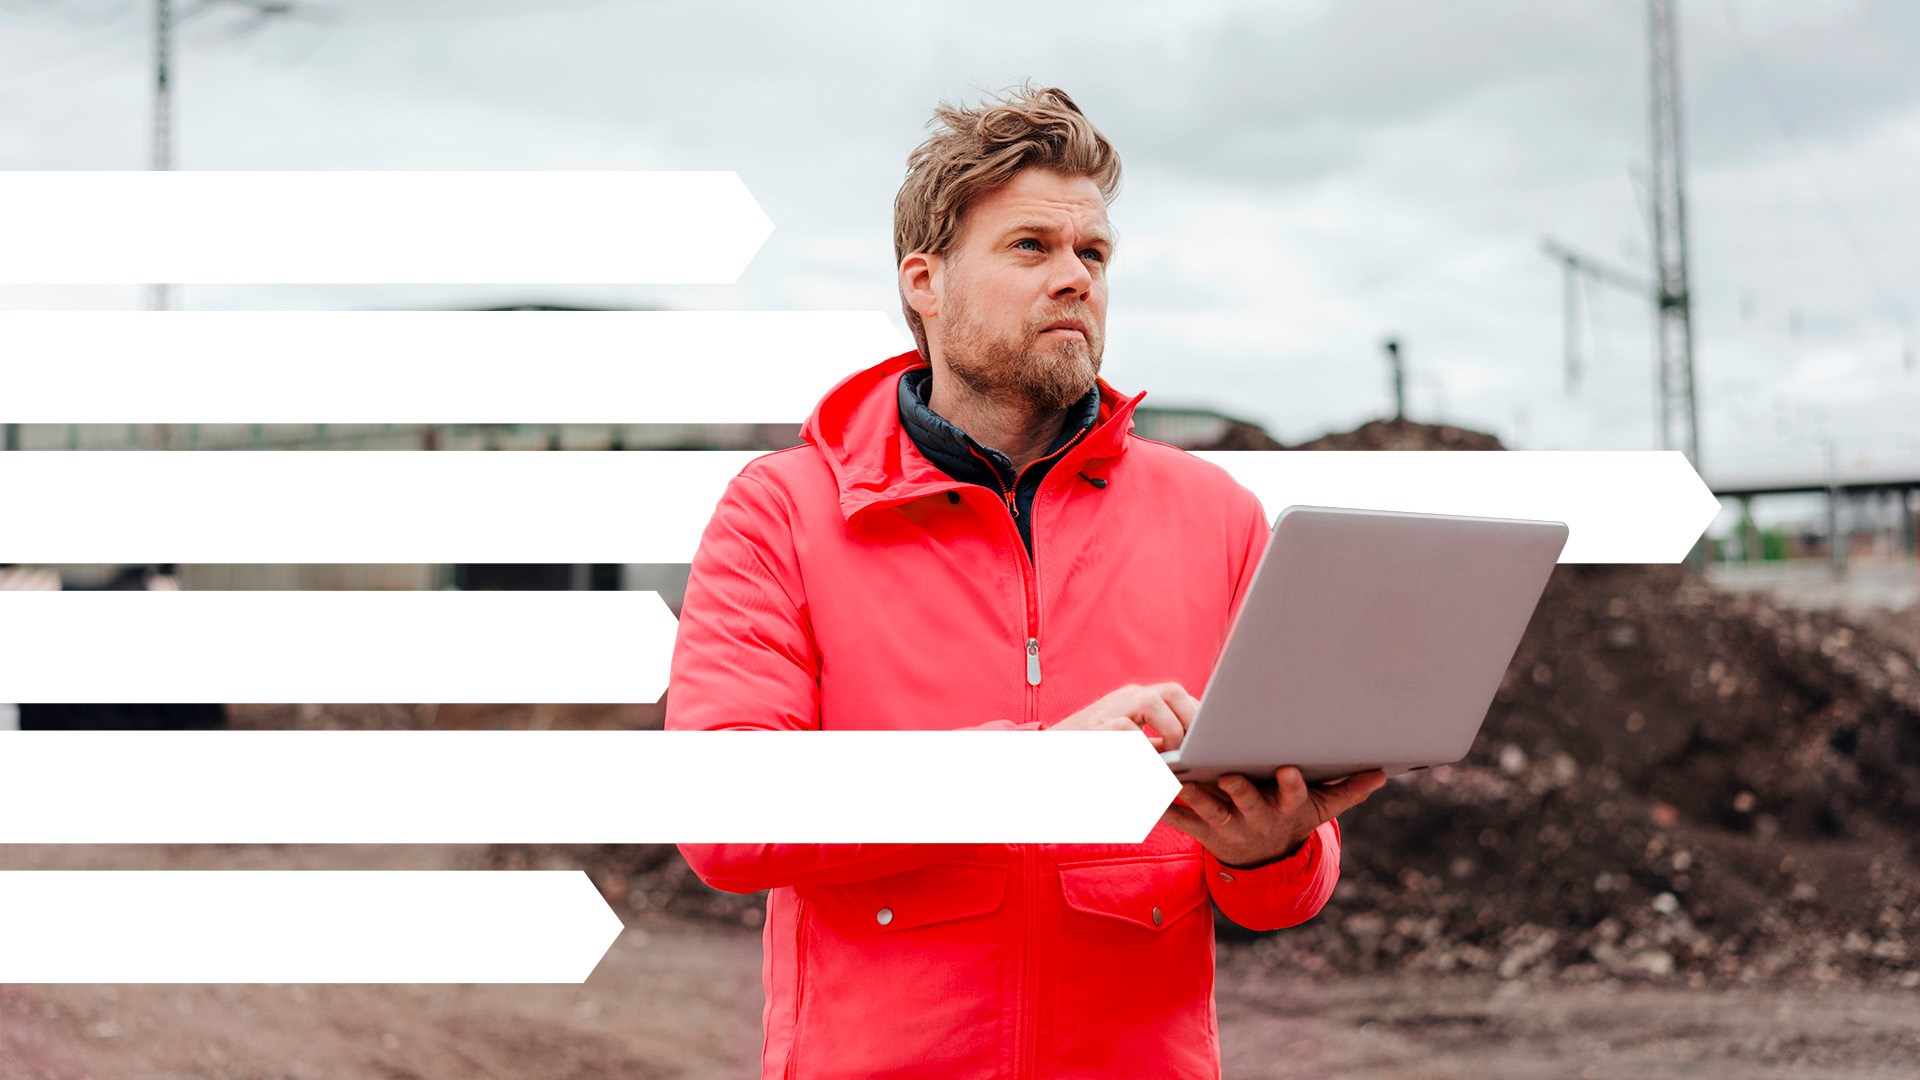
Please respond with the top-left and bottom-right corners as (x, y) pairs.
(876, 907), (893, 926)
(1151, 907), (1163, 926)
(1217, 871), (1235, 883)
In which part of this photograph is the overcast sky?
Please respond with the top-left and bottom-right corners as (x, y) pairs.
(3, 0), (1915, 528)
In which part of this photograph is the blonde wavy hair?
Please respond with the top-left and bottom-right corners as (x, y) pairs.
(892, 81), (1123, 361)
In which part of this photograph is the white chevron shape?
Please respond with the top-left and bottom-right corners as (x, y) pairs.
(0, 171), (772, 284)
(0, 731), (1181, 845)
(0, 590), (677, 703)
(0, 450), (1717, 564)
(0, 871), (622, 983)
(0, 310), (905, 424)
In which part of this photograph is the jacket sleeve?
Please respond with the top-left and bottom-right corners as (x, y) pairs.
(1205, 818), (1342, 931)
(667, 469), (1034, 895)
(1201, 487), (1344, 931)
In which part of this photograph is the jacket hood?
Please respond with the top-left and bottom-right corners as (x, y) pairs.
(799, 348), (1148, 523)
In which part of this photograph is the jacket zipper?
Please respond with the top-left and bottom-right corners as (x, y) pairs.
(960, 426), (1088, 714)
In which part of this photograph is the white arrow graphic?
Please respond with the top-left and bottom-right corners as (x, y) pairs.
(0, 731), (1181, 845)
(1195, 451), (1721, 564)
(0, 171), (772, 285)
(0, 450), (746, 564)
(0, 450), (1716, 565)
(0, 871), (622, 983)
(0, 310), (906, 425)
(0, 591), (677, 704)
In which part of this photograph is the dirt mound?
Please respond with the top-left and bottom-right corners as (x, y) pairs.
(1229, 420), (1920, 987)
(1258, 559), (1919, 988)
(1283, 417), (1508, 452)
(1195, 419), (1286, 451)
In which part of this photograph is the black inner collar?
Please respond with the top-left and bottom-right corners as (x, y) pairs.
(898, 367), (1099, 490)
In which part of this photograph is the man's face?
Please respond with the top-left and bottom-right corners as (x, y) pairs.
(932, 168), (1112, 413)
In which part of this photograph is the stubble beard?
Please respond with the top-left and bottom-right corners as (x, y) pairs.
(940, 287), (1102, 414)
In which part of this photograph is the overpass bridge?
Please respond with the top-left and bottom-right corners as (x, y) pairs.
(1704, 446), (1920, 564)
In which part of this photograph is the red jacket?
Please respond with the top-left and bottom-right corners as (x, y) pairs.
(670, 349), (1342, 1079)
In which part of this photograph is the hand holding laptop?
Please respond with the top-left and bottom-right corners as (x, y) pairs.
(1161, 765), (1385, 868)
(1045, 678), (1384, 867)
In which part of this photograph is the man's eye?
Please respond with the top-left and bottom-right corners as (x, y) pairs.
(1082, 249), (1106, 263)
(1016, 238), (1042, 252)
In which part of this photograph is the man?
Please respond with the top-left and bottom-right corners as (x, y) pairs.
(669, 83), (1385, 1078)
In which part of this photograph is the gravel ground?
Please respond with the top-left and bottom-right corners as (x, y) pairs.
(0, 841), (1913, 1080)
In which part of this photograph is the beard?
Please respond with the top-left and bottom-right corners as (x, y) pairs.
(939, 287), (1102, 414)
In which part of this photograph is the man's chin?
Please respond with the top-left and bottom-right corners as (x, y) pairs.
(1024, 372), (1098, 412)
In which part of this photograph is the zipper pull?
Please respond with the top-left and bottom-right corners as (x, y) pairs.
(1026, 638), (1041, 686)
(1004, 490), (1019, 518)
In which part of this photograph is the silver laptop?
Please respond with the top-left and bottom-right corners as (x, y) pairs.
(1161, 505), (1568, 786)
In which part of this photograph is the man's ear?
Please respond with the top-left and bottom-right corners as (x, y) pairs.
(899, 251), (941, 321)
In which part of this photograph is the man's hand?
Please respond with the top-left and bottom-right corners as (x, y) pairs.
(1160, 767), (1387, 869)
(1045, 682), (1198, 752)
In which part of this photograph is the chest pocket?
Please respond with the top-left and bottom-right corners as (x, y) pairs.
(798, 862), (1010, 935)
(1056, 854), (1208, 931)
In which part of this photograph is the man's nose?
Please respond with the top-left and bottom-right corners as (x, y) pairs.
(1050, 249), (1093, 298)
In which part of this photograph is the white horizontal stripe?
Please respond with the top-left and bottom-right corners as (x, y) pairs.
(0, 450), (1715, 564)
(0, 450), (756, 563)
(0, 172), (772, 284)
(0, 310), (903, 423)
(1197, 450), (1720, 564)
(0, 731), (1180, 844)
(0, 871), (621, 983)
(0, 591), (675, 703)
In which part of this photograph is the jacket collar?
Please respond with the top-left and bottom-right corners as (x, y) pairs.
(800, 349), (1147, 523)
(897, 366), (1100, 490)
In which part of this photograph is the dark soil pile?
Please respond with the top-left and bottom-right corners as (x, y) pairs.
(1196, 418), (1286, 451)
(1268, 416), (1508, 453)
(1252, 560), (1919, 988)
(1231, 420), (1920, 987)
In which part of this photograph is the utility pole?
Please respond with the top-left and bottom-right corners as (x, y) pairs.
(1824, 439), (1846, 577)
(1649, 0), (1707, 570)
(1383, 338), (1405, 421)
(150, 0), (174, 313)
(1542, 4), (1708, 569)
(1648, 0), (1701, 471)
(147, 0), (316, 317)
